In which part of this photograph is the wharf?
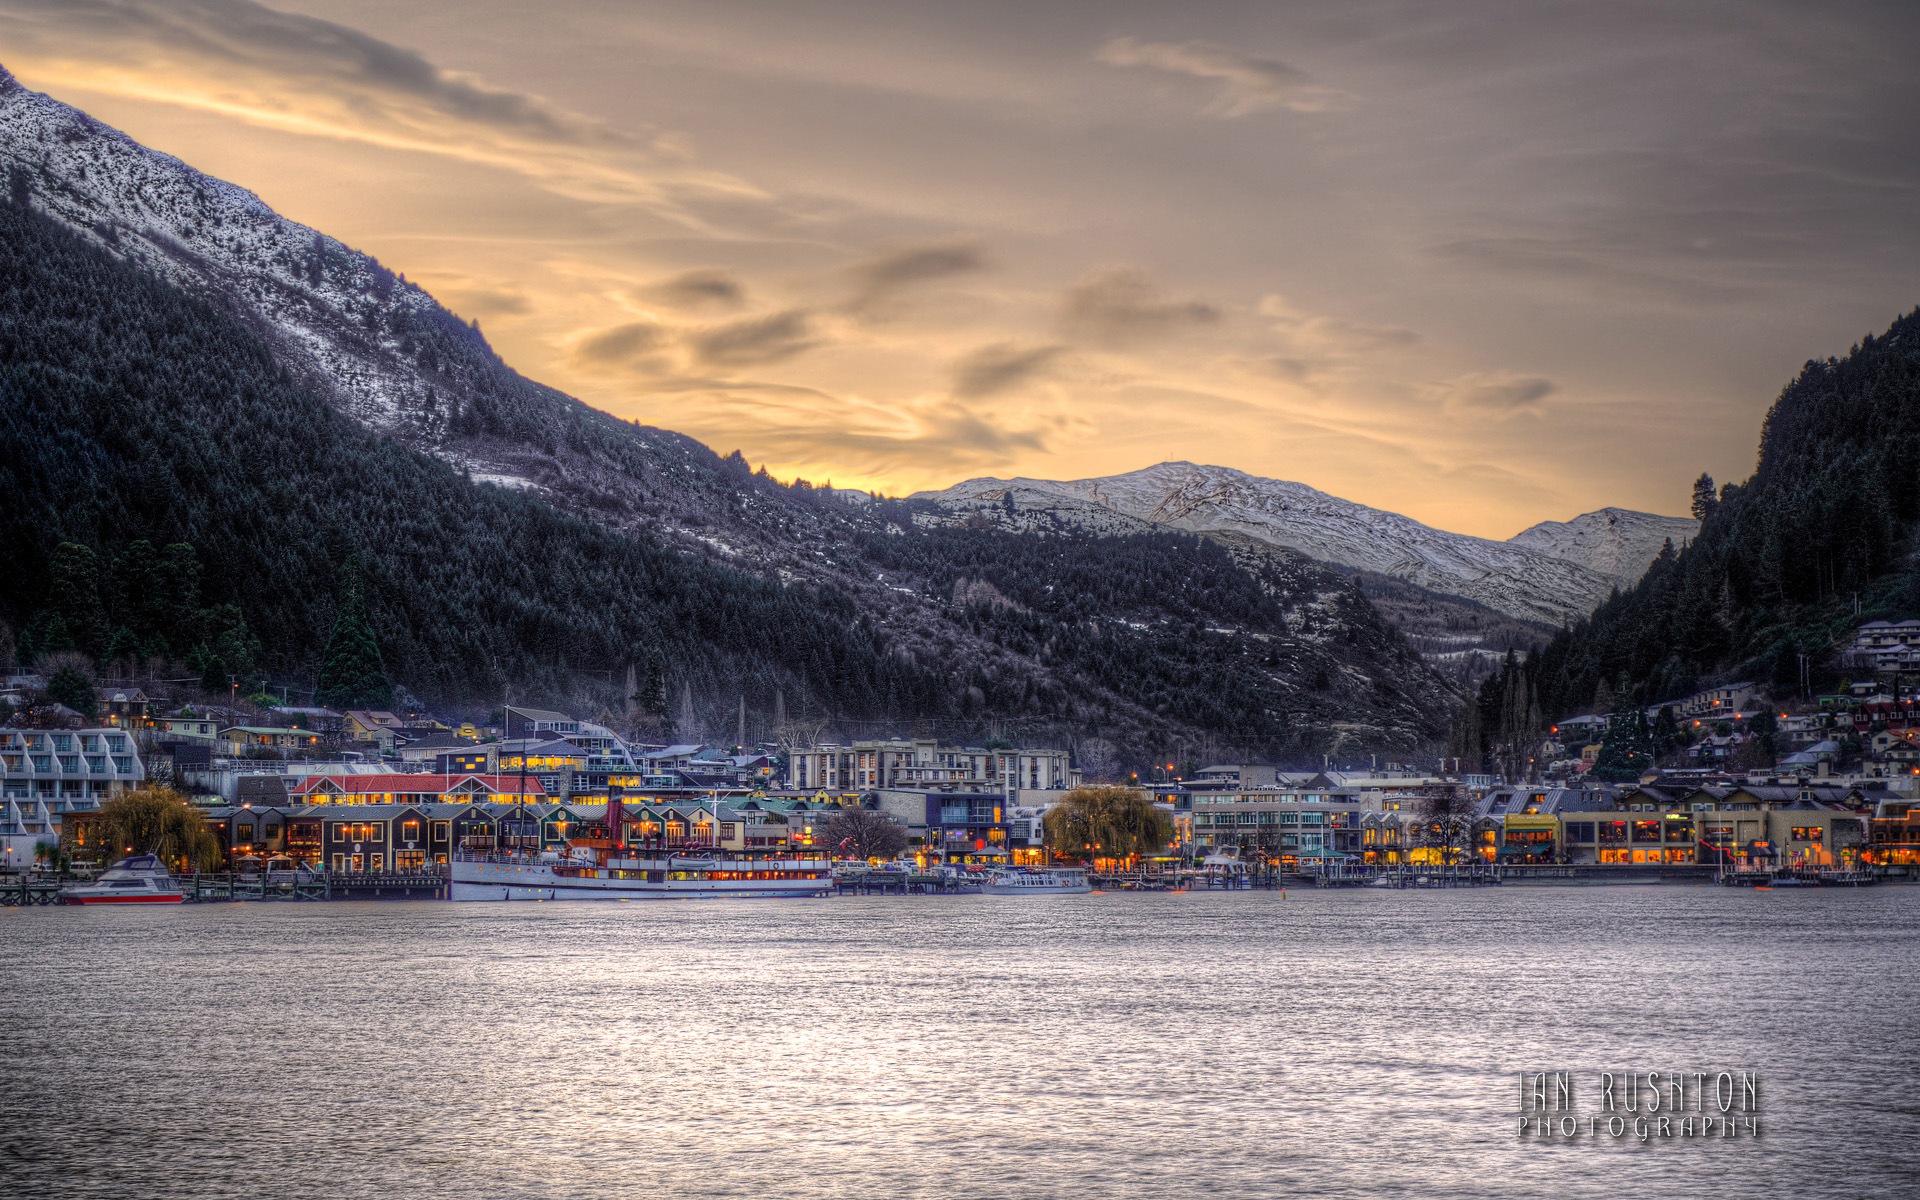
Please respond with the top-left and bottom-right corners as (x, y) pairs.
(833, 872), (968, 895)
(0, 875), (65, 906)
(182, 869), (447, 901)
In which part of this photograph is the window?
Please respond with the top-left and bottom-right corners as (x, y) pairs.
(1565, 822), (1596, 843)
(1789, 826), (1823, 843)
(1631, 821), (1663, 843)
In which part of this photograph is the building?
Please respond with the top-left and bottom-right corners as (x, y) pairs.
(1867, 796), (1920, 865)
(157, 714), (221, 745)
(0, 728), (144, 809)
(343, 710), (405, 749)
(1188, 786), (1364, 869)
(289, 773), (546, 807)
(1473, 787), (1617, 864)
(1682, 682), (1758, 719)
(219, 726), (327, 756)
(871, 790), (1011, 861)
(787, 739), (1078, 801)
(94, 687), (150, 726)
(0, 797), (61, 869)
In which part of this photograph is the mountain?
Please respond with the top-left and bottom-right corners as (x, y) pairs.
(1508, 508), (1699, 583)
(1530, 308), (1920, 715)
(915, 463), (1693, 626)
(0, 65), (1456, 762)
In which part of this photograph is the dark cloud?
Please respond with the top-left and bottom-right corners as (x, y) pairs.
(0, 0), (619, 144)
(642, 268), (746, 311)
(573, 320), (668, 367)
(1059, 269), (1220, 349)
(950, 343), (1064, 398)
(691, 309), (819, 367)
(844, 237), (986, 313)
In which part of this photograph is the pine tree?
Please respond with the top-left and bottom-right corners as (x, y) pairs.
(1590, 710), (1654, 782)
(46, 666), (97, 717)
(49, 542), (109, 657)
(315, 557), (392, 709)
(1690, 473), (1718, 521)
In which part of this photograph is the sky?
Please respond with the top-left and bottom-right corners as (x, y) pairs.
(2, 0), (1918, 537)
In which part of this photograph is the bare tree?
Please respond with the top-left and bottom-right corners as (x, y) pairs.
(820, 806), (909, 861)
(1413, 788), (1477, 865)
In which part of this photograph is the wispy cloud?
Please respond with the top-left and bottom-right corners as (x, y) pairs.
(950, 342), (1064, 398)
(842, 236), (987, 315)
(690, 309), (820, 367)
(1059, 269), (1219, 349)
(642, 268), (747, 311)
(1096, 37), (1347, 117)
(0, 0), (769, 219)
(1435, 371), (1557, 417)
(572, 320), (670, 369)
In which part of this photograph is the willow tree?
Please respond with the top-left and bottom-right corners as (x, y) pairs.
(1042, 785), (1171, 865)
(83, 784), (222, 872)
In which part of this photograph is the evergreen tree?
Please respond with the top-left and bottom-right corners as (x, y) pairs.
(1590, 710), (1654, 782)
(315, 558), (392, 709)
(46, 666), (97, 718)
(49, 542), (109, 657)
(1690, 473), (1719, 521)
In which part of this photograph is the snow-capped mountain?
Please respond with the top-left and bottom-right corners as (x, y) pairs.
(915, 463), (1692, 626)
(0, 65), (445, 440)
(0, 64), (1461, 752)
(1507, 508), (1697, 582)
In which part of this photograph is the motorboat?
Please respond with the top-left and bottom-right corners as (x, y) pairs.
(981, 867), (1091, 895)
(58, 855), (186, 905)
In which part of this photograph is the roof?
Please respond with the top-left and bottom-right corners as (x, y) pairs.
(291, 773), (547, 797)
(399, 734), (479, 751)
(507, 706), (575, 722)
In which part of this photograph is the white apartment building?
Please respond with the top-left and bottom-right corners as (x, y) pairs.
(787, 738), (1078, 800)
(0, 728), (147, 860)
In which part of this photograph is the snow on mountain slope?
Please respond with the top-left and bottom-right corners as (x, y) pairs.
(1507, 508), (1697, 581)
(0, 65), (453, 441)
(0, 64), (814, 550)
(916, 463), (1687, 626)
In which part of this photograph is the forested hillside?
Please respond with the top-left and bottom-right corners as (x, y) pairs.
(853, 525), (1441, 751)
(0, 192), (945, 718)
(0, 194), (1452, 757)
(1530, 309), (1920, 715)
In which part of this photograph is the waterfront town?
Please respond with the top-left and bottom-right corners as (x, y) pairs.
(4, 615), (1920, 895)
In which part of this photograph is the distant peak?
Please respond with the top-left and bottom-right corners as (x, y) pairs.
(0, 62), (18, 94)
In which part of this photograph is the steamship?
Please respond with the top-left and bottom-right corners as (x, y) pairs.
(449, 792), (831, 901)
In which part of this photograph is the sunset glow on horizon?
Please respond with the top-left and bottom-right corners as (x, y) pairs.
(6, 0), (1917, 537)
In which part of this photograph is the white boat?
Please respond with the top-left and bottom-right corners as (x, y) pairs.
(451, 849), (832, 901)
(981, 867), (1092, 895)
(58, 855), (186, 905)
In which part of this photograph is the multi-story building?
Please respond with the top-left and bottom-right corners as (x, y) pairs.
(0, 727), (144, 804)
(1187, 786), (1364, 869)
(0, 728), (146, 861)
(787, 739), (1077, 800)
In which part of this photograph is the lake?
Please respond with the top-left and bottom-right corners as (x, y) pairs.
(2, 885), (1915, 1199)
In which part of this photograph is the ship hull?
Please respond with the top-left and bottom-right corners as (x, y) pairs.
(451, 857), (831, 901)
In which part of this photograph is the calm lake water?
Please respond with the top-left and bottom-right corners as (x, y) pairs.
(2, 886), (1916, 1199)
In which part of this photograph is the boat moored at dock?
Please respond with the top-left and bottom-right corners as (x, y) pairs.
(57, 855), (185, 905)
(451, 849), (831, 900)
(981, 867), (1091, 895)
